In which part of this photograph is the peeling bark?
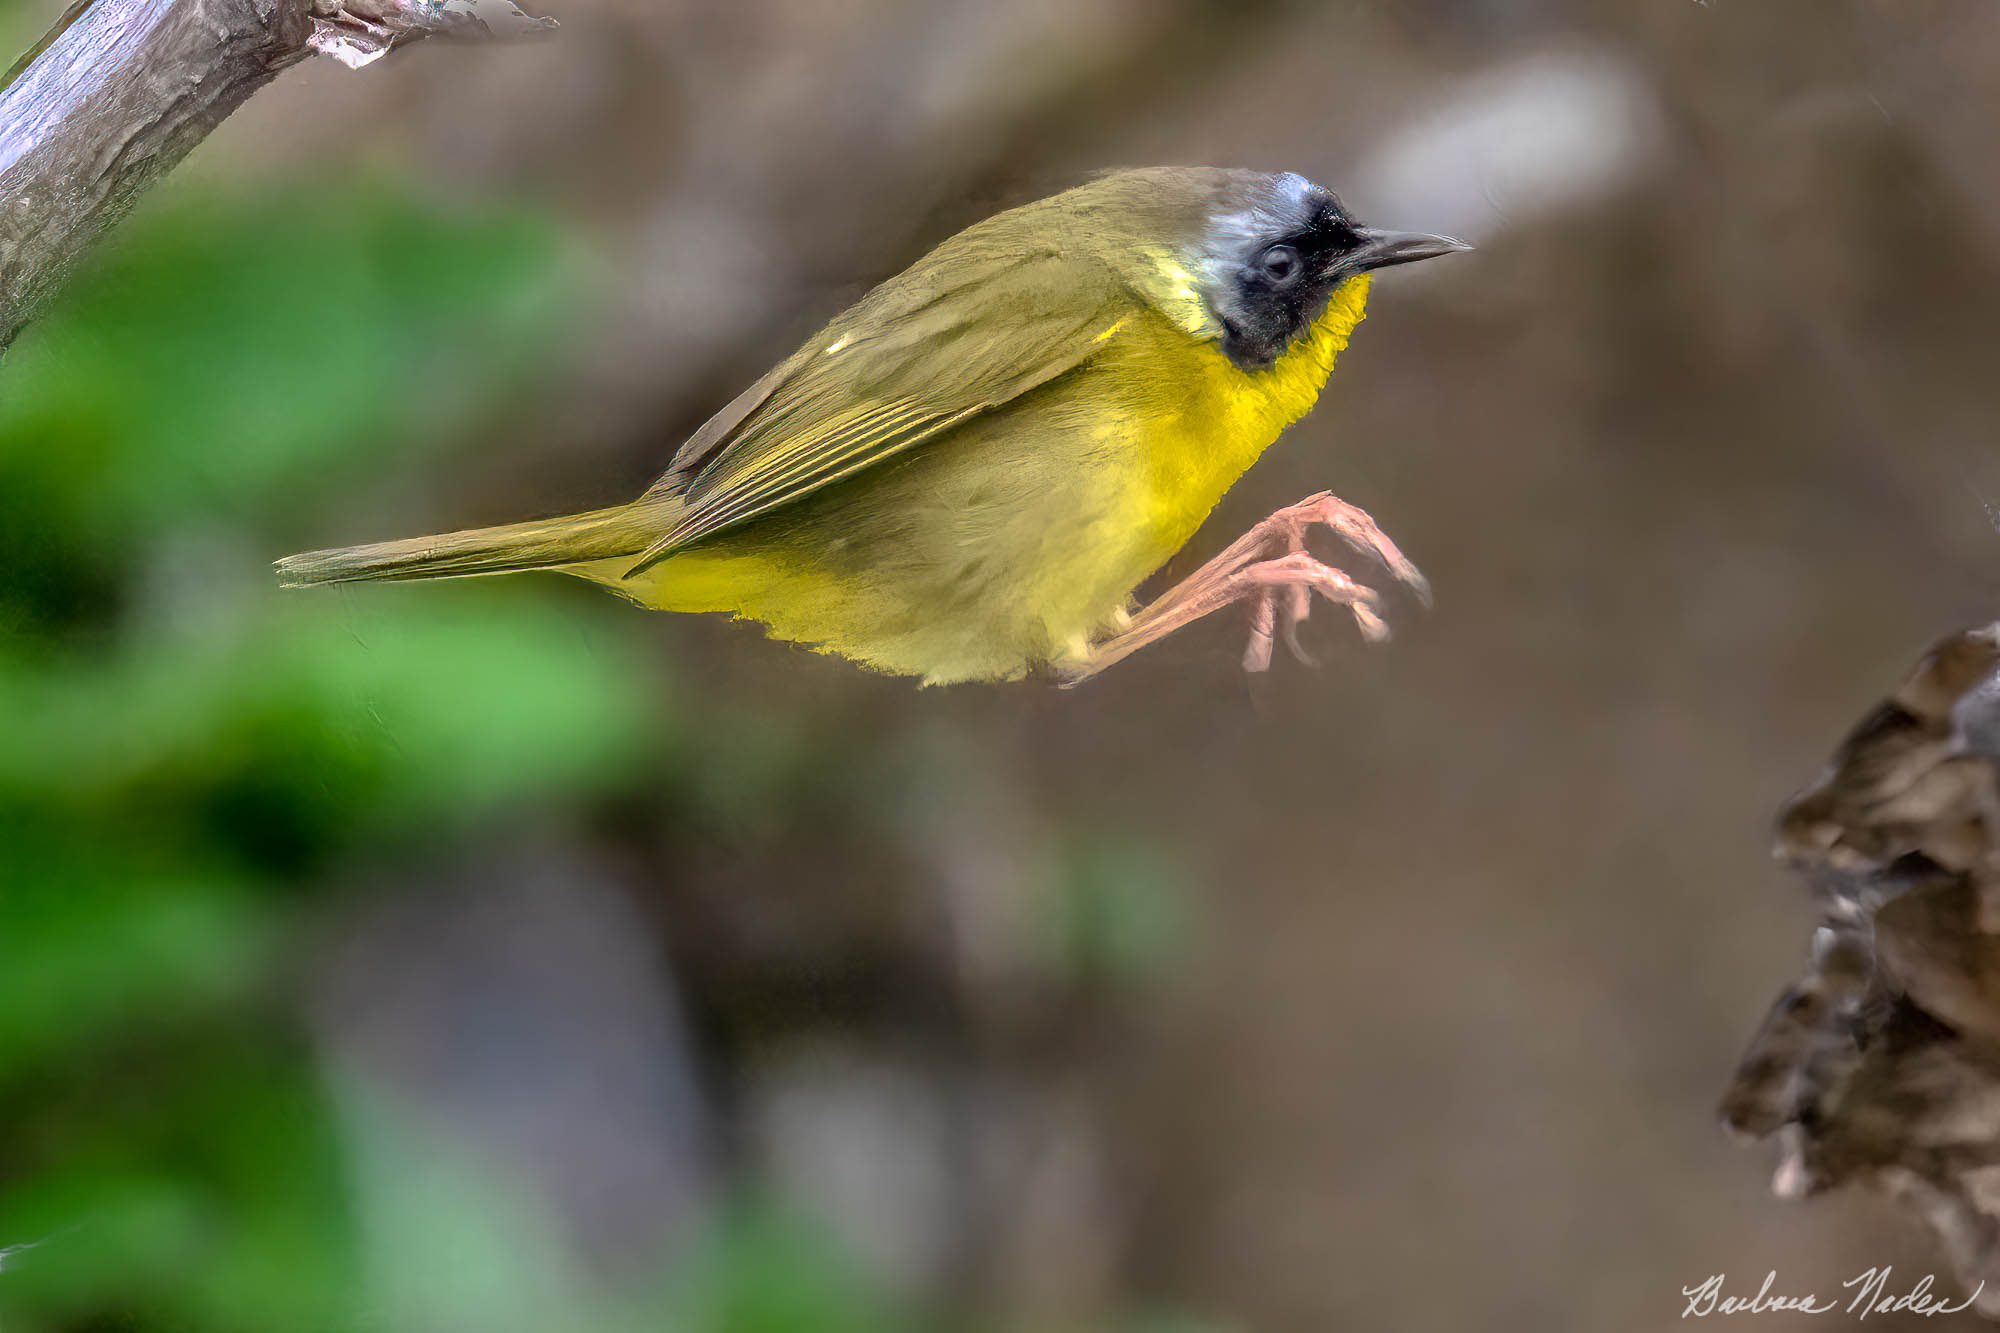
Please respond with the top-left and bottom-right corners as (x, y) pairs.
(1724, 622), (2000, 1318)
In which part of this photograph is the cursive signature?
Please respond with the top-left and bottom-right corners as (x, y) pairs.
(1681, 1269), (1983, 1319)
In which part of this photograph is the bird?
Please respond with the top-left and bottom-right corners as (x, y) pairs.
(275, 167), (1468, 685)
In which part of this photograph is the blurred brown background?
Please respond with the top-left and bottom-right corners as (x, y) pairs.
(13, 1), (2000, 1330)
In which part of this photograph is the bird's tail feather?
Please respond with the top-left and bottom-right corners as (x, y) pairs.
(274, 504), (657, 588)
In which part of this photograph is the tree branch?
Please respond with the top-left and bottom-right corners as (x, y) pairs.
(0, 0), (555, 352)
(0, 0), (311, 351)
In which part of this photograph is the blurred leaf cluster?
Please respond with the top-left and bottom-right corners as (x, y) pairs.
(0, 171), (1190, 1331)
(0, 184), (910, 1332)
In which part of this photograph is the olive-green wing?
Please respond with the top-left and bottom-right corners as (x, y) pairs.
(624, 235), (1127, 576)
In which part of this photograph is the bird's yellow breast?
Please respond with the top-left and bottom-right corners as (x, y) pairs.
(1116, 273), (1372, 566)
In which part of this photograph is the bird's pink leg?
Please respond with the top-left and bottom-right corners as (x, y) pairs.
(1056, 491), (1427, 686)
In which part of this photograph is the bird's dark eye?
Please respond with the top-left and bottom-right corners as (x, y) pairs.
(1257, 244), (1302, 286)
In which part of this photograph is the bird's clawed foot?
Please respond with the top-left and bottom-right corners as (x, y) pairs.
(1243, 490), (1430, 608)
(1239, 551), (1388, 672)
(1056, 491), (1426, 686)
(1231, 491), (1429, 672)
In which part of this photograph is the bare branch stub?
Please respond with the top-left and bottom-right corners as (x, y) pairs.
(306, 1), (556, 70)
(1723, 622), (2000, 1317)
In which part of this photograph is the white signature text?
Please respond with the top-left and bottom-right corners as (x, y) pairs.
(1681, 1269), (1982, 1319)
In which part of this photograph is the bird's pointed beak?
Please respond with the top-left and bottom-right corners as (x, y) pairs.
(1347, 226), (1474, 273)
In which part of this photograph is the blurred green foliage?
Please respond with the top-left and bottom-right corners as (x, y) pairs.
(659, 1201), (914, 1333)
(0, 184), (904, 1332)
(1040, 834), (1187, 986)
(0, 171), (1188, 1331)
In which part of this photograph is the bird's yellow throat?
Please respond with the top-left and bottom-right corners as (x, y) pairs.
(1142, 272), (1373, 537)
(1250, 271), (1371, 433)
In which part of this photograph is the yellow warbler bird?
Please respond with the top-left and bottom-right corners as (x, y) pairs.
(275, 167), (1467, 684)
